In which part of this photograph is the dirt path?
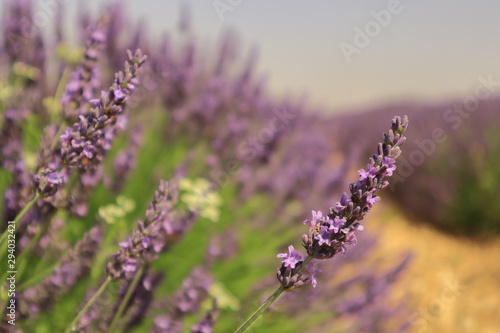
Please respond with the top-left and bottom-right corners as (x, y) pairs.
(371, 202), (500, 333)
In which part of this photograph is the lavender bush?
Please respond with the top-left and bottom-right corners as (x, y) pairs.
(0, 1), (413, 332)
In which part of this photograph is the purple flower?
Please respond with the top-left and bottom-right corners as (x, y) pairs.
(113, 87), (126, 102)
(315, 226), (333, 246)
(305, 262), (322, 288)
(123, 258), (139, 273)
(330, 217), (346, 233)
(152, 267), (212, 333)
(333, 192), (352, 214)
(358, 164), (378, 183)
(365, 191), (380, 207)
(106, 177), (197, 281)
(190, 299), (219, 333)
(82, 145), (95, 158)
(21, 226), (102, 315)
(33, 169), (65, 198)
(59, 49), (147, 170)
(303, 210), (324, 230)
(60, 18), (108, 123)
(381, 156), (397, 176)
(278, 116), (408, 289)
(47, 172), (63, 184)
(277, 245), (302, 269)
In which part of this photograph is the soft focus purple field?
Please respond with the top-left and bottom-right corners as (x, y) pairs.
(0, 1), (499, 332)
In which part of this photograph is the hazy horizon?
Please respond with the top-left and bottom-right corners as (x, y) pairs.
(3, 0), (500, 112)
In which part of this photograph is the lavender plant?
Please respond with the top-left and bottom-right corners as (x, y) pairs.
(235, 115), (408, 332)
(0, 2), (414, 332)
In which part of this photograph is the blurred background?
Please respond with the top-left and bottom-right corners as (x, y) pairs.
(1, 0), (500, 332)
(65, 0), (500, 111)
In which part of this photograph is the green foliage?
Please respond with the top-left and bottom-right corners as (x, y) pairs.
(446, 127), (500, 236)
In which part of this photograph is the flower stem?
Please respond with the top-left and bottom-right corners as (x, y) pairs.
(50, 66), (72, 149)
(234, 255), (314, 333)
(108, 265), (145, 332)
(16, 222), (49, 281)
(0, 194), (39, 261)
(14, 193), (39, 223)
(233, 285), (285, 333)
(64, 277), (112, 333)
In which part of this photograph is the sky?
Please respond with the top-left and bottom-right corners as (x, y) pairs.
(6, 0), (500, 112)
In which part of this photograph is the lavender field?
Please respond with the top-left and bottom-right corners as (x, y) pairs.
(0, 1), (499, 332)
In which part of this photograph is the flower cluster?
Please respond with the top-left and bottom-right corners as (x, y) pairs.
(277, 245), (320, 290)
(32, 168), (65, 198)
(151, 267), (213, 333)
(277, 116), (408, 290)
(106, 178), (196, 281)
(60, 49), (147, 170)
(21, 226), (102, 315)
(60, 16), (108, 123)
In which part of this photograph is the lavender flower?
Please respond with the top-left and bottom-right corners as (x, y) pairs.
(60, 17), (108, 123)
(105, 270), (164, 331)
(151, 316), (183, 333)
(21, 226), (102, 315)
(60, 49), (146, 170)
(32, 168), (65, 198)
(276, 245), (319, 290)
(277, 115), (408, 290)
(151, 267), (213, 333)
(190, 299), (219, 333)
(173, 267), (212, 315)
(106, 178), (196, 281)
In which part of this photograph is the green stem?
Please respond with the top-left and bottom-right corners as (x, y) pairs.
(234, 285), (285, 333)
(234, 256), (314, 333)
(14, 194), (39, 223)
(18, 260), (58, 292)
(64, 277), (112, 333)
(49, 66), (72, 149)
(16, 223), (49, 281)
(54, 66), (72, 103)
(65, 171), (79, 193)
(50, 122), (68, 150)
(0, 194), (39, 261)
(108, 265), (145, 332)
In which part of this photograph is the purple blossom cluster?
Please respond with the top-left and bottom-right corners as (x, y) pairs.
(152, 267), (214, 333)
(20, 227), (102, 316)
(59, 49), (146, 170)
(106, 178), (196, 281)
(60, 17), (108, 123)
(277, 116), (408, 290)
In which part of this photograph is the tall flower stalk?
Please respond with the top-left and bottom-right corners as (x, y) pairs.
(66, 177), (197, 332)
(234, 115), (409, 333)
